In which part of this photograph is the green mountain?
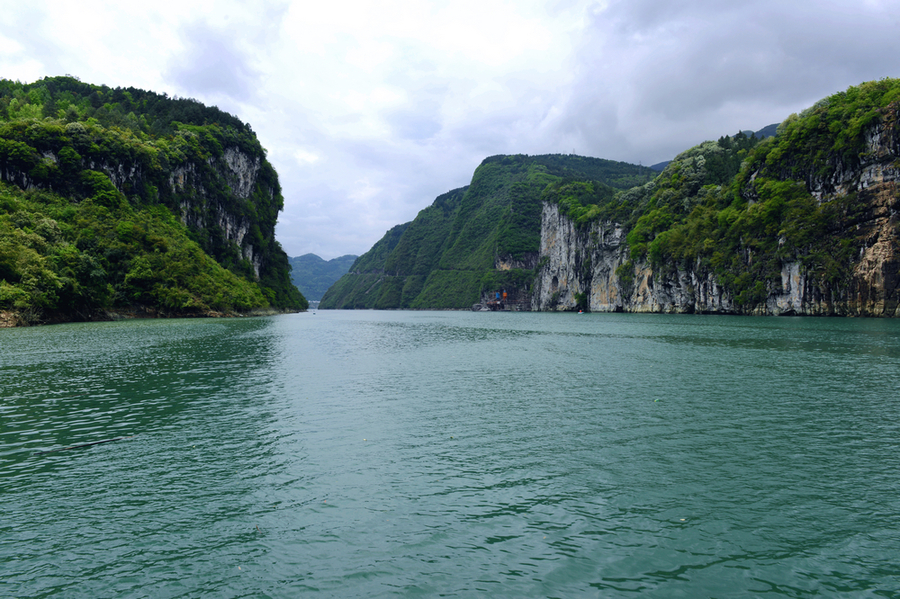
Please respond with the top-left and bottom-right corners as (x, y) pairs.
(320, 155), (655, 309)
(288, 253), (357, 301)
(0, 76), (306, 325)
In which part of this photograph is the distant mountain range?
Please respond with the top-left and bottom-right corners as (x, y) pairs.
(289, 254), (357, 301)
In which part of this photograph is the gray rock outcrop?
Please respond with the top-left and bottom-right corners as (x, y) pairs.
(532, 117), (900, 316)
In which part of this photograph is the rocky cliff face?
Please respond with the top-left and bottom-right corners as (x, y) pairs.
(533, 119), (900, 316)
(170, 147), (264, 276)
(1, 142), (269, 278)
(531, 203), (712, 313)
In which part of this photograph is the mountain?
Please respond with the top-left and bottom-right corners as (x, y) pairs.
(320, 155), (655, 309)
(749, 123), (779, 138)
(0, 76), (306, 325)
(534, 81), (899, 315)
(325, 80), (899, 316)
(288, 253), (357, 301)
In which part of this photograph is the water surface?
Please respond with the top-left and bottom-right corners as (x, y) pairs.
(2, 311), (899, 597)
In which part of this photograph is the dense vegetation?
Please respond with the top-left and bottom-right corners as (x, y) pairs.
(0, 182), (267, 323)
(0, 75), (253, 137)
(0, 76), (306, 323)
(288, 253), (357, 302)
(321, 155), (652, 309)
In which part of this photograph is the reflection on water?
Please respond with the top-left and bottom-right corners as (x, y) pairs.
(2, 312), (900, 597)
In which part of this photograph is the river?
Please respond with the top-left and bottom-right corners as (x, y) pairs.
(2, 311), (899, 597)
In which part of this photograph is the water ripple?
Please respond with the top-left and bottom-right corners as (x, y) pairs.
(2, 313), (900, 596)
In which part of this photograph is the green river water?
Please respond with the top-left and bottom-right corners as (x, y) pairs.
(2, 311), (899, 597)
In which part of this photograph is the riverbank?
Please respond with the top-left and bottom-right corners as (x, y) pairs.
(0, 306), (302, 328)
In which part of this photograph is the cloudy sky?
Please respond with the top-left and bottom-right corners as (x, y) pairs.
(2, 1), (899, 259)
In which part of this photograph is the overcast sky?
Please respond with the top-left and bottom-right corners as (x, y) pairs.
(2, 1), (899, 259)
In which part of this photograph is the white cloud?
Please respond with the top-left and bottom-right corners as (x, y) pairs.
(293, 149), (321, 165)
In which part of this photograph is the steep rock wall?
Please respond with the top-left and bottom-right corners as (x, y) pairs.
(530, 203), (719, 313)
(531, 202), (600, 310)
(533, 201), (798, 313)
(169, 148), (263, 276)
(534, 115), (900, 316)
(1, 144), (267, 277)
(532, 188), (898, 316)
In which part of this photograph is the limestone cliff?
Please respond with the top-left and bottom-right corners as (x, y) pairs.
(6, 136), (270, 277)
(533, 97), (900, 316)
(533, 202), (746, 313)
(168, 146), (266, 277)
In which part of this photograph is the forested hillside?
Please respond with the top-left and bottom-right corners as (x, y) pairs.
(0, 76), (306, 325)
(320, 155), (653, 309)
